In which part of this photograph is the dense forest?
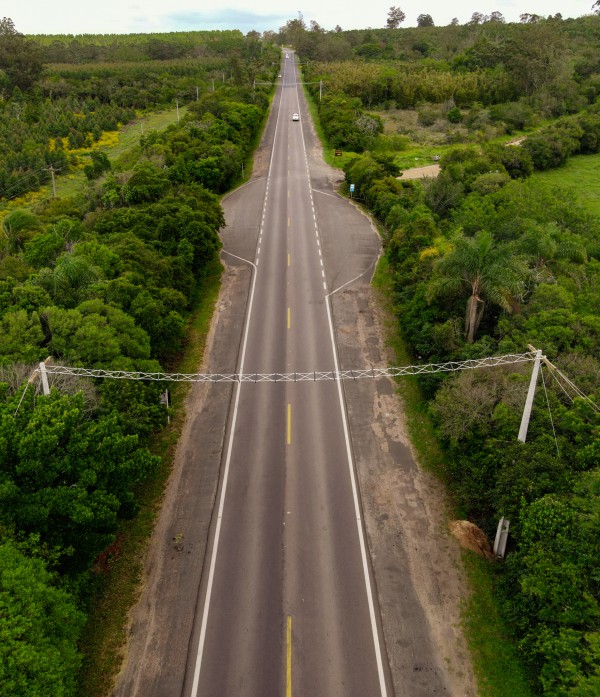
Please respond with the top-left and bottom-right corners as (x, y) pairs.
(0, 18), (277, 695)
(287, 12), (600, 697)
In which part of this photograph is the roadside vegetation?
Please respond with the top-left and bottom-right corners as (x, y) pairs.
(0, 18), (278, 695)
(287, 11), (600, 697)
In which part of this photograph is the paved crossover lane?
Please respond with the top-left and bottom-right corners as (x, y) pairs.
(184, 53), (391, 697)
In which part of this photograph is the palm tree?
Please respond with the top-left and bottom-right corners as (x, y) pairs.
(51, 254), (99, 293)
(427, 230), (528, 343)
(1, 209), (38, 253)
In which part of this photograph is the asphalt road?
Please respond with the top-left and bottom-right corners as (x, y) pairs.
(183, 52), (391, 697)
(112, 48), (469, 697)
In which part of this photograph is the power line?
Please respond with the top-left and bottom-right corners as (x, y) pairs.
(540, 366), (560, 456)
(541, 359), (600, 413)
(42, 351), (538, 384)
(0, 167), (49, 199)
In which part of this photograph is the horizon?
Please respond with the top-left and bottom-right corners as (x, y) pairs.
(4, 1), (597, 37)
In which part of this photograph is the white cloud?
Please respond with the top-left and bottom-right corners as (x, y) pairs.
(3, 0), (596, 35)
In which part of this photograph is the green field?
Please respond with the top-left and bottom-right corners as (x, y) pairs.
(531, 152), (600, 217)
(0, 106), (185, 213)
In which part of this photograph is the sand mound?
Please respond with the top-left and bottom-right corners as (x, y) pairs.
(449, 520), (494, 560)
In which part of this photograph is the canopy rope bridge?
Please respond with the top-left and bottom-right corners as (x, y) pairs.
(42, 352), (538, 384)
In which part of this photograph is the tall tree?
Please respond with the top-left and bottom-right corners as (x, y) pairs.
(387, 6), (406, 29)
(0, 17), (43, 90)
(427, 230), (528, 343)
(469, 12), (487, 24)
(520, 12), (542, 22)
(417, 14), (435, 27)
(279, 16), (307, 46)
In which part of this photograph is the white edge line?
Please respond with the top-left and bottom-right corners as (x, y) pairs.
(189, 256), (256, 696)
(325, 294), (388, 697)
(189, 74), (285, 697)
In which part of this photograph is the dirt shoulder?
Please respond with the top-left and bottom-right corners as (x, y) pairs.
(398, 164), (441, 179)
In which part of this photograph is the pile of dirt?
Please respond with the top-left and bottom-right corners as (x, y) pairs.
(449, 520), (495, 560)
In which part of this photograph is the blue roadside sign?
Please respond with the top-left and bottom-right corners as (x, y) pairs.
(349, 184), (355, 192)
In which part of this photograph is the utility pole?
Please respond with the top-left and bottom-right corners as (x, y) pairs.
(212, 78), (215, 92)
(518, 348), (543, 443)
(48, 165), (57, 198)
(196, 85), (199, 101)
(222, 71), (225, 83)
(176, 99), (180, 123)
(38, 357), (53, 396)
(319, 79), (323, 102)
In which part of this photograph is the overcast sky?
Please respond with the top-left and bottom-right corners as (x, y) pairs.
(4, 0), (596, 35)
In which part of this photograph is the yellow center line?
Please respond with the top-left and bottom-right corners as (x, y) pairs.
(288, 253), (291, 267)
(288, 216), (291, 227)
(287, 404), (291, 445)
(286, 615), (292, 697)
(287, 307), (291, 329)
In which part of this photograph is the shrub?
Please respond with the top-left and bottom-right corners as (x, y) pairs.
(447, 106), (463, 123)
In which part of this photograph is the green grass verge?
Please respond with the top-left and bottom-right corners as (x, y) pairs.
(113, 107), (187, 159)
(77, 257), (222, 697)
(462, 553), (531, 697)
(531, 152), (600, 218)
(372, 255), (533, 697)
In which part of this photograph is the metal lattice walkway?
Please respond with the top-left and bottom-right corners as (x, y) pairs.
(43, 352), (538, 383)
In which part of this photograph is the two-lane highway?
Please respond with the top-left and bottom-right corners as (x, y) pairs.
(184, 52), (391, 697)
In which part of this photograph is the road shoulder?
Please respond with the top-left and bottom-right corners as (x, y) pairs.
(333, 285), (478, 697)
